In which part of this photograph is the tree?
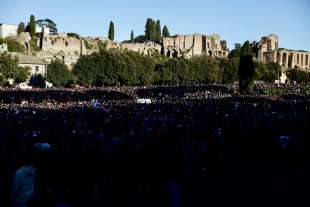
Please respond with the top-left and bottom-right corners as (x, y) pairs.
(108, 21), (114, 41)
(221, 58), (239, 84)
(0, 52), (19, 81)
(29, 15), (36, 37)
(238, 41), (255, 93)
(155, 20), (162, 42)
(29, 74), (46, 88)
(17, 22), (26, 34)
(145, 18), (156, 42)
(134, 35), (145, 43)
(286, 66), (309, 84)
(162, 25), (170, 37)
(255, 62), (280, 83)
(47, 59), (72, 87)
(130, 30), (134, 43)
(15, 67), (30, 84)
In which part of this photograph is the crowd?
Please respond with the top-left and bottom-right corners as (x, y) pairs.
(0, 85), (309, 207)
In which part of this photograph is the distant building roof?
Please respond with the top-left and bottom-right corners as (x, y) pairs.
(17, 54), (45, 65)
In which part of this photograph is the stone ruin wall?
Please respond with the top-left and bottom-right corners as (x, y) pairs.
(257, 34), (310, 72)
(120, 43), (162, 55)
(163, 34), (228, 58)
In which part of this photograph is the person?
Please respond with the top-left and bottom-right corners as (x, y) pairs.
(11, 152), (36, 207)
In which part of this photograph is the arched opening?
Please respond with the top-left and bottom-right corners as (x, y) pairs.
(282, 53), (287, 66)
(208, 51), (212, 58)
(218, 51), (222, 57)
(172, 49), (178, 58)
(276, 53), (281, 64)
(167, 50), (171, 58)
(288, 53), (293, 67)
(297, 54), (300, 65)
(306, 55), (309, 66)
(301, 54), (304, 66)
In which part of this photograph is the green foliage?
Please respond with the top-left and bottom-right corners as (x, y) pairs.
(29, 74), (46, 88)
(17, 22), (26, 34)
(30, 38), (40, 51)
(108, 21), (115, 41)
(0, 53), (30, 85)
(134, 35), (145, 43)
(238, 41), (255, 93)
(255, 62), (280, 83)
(15, 66), (30, 84)
(97, 40), (107, 51)
(162, 25), (170, 37)
(73, 50), (155, 86)
(84, 40), (92, 49)
(130, 30), (134, 43)
(145, 18), (156, 42)
(286, 66), (309, 84)
(155, 20), (162, 42)
(221, 58), (239, 84)
(47, 59), (72, 87)
(73, 49), (230, 86)
(0, 52), (19, 80)
(67, 33), (80, 39)
(0, 38), (25, 53)
(30, 15), (36, 37)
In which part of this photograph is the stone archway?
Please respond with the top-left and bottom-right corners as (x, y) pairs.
(282, 53), (287, 66)
(288, 53), (293, 68)
(208, 51), (212, 58)
(306, 55), (309, 66)
(276, 52), (281, 64)
(172, 49), (178, 58)
(301, 54), (304, 66)
(297, 54), (300, 65)
(167, 50), (171, 58)
(218, 51), (222, 57)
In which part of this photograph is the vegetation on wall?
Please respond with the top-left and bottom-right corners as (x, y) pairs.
(0, 38), (25, 53)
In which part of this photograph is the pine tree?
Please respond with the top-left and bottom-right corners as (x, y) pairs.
(130, 30), (134, 43)
(155, 20), (162, 42)
(17, 22), (25, 34)
(108, 21), (115, 41)
(29, 15), (36, 37)
(162, 25), (170, 37)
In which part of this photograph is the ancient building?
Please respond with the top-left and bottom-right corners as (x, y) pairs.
(257, 34), (310, 73)
(120, 43), (162, 56)
(163, 34), (229, 58)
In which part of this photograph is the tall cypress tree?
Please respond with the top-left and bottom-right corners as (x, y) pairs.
(29, 15), (36, 37)
(155, 20), (162, 42)
(150, 20), (156, 42)
(130, 30), (134, 43)
(162, 25), (170, 37)
(145, 18), (156, 42)
(238, 41), (255, 93)
(108, 21), (115, 41)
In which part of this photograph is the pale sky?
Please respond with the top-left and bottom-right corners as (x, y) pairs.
(1, 0), (309, 51)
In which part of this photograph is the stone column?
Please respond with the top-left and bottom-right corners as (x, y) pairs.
(273, 51), (277, 63)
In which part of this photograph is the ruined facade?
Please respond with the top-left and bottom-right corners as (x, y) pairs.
(257, 34), (310, 73)
(162, 34), (229, 58)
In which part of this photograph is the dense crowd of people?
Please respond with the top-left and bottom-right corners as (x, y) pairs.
(0, 85), (309, 207)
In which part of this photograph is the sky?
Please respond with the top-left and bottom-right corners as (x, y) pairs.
(1, 0), (310, 51)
